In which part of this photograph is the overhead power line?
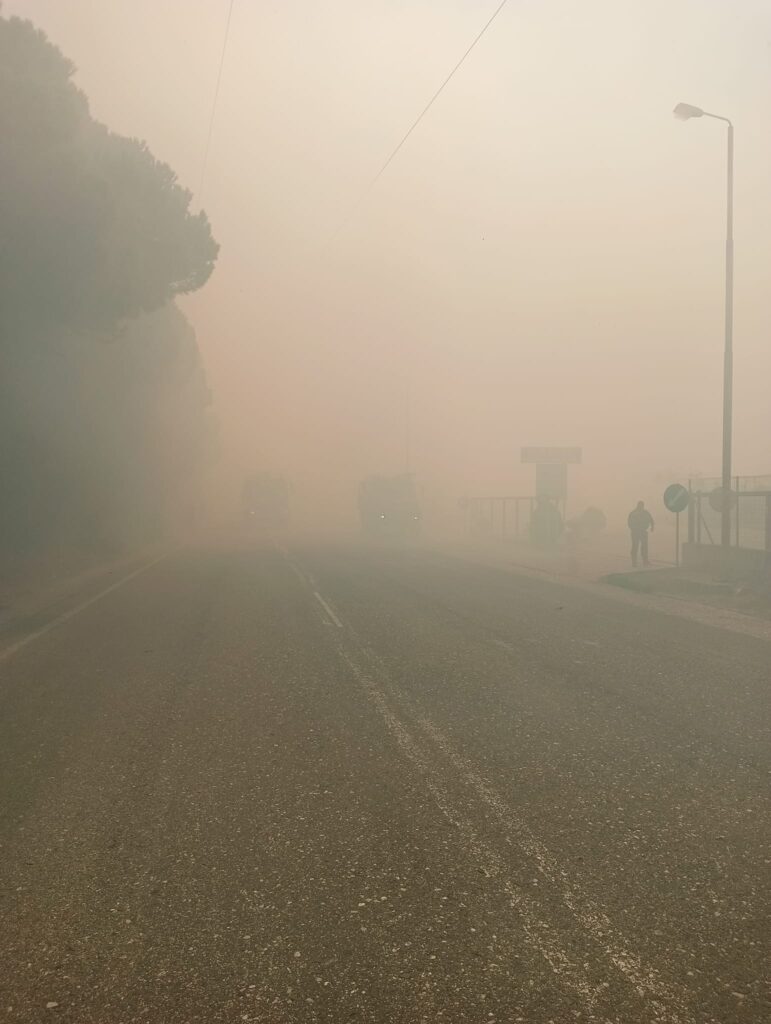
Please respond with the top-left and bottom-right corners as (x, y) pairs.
(370, 0), (510, 189)
(330, 0), (510, 241)
(198, 0), (236, 203)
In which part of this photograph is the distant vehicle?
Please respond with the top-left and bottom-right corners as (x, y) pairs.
(241, 474), (290, 528)
(358, 474), (421, 538)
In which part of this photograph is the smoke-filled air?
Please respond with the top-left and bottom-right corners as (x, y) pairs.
(1, 3), (769, 1023)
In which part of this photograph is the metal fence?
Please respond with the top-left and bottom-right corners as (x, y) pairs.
(464, 496), (538, 539)
(688, 476), (771, 552)
(465, 477), (771, 555)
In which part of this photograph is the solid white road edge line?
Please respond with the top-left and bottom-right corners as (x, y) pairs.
(0, 552), (173, 665)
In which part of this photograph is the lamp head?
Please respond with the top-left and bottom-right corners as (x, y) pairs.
(673, 102), (704, 121)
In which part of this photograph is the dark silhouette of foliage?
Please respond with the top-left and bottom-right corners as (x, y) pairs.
(0, 13), (220, 571)
(0, 13), (218, 332)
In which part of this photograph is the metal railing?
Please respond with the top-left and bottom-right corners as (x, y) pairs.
(464, 496), (538, 539)
(688, 477), (771, 552)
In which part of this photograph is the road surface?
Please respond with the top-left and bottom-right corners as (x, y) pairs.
(0, 540), (768, 1023)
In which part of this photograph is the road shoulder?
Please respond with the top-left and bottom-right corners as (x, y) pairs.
(439, 542), (771, 644)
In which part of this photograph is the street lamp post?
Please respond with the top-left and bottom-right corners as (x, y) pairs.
(674, 102), (734, 548)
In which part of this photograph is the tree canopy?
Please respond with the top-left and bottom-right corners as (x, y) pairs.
(0, 13), (218, 332)
(0, 12), (221, 569)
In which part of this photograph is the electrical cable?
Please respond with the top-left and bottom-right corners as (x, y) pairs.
(198, 0), (236, 202)
(329, 0), (510, 241)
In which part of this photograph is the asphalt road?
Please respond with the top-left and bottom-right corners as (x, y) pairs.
(0, 540), (768, 1024)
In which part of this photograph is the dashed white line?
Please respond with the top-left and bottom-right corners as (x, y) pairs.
(410, 710), (688, 1016)
(277, 546), (693, 1020)
(282, 550), (343, 629)
(338, 635), (695, 1024)
(313, 591), (344, 629)
(336, 645), (601, 1009)
(287, 560), (312, 589)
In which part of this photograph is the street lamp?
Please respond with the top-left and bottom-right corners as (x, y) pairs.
(673, 101), (734, 547)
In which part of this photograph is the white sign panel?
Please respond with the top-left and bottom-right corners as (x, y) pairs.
(521, 447), (582, 465)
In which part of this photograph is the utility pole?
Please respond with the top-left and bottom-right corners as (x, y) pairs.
(722, 121), (734, 547)
(404, 378), (411, 474)
(673, 103), (734, 547)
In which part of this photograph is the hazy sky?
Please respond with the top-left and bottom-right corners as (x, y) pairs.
(8, 0), (771, 510)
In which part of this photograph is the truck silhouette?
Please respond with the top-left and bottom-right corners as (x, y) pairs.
(358, 474), (421, 538)
(241, 474), (290, 529)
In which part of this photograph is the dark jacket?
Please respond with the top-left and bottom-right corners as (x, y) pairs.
(628, 508), (654, 533)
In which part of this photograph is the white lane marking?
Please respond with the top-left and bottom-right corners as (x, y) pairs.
(335, 645), (601, 1009)
(339, 635), (694, 1024)
(0, 552), (172, 665)
(287, 560), (311, 589)
(282, 551), (344, 630)
(313, 591), (343, 629)
(410, 711), (685, 1016)
(278, 548), (691, 1019)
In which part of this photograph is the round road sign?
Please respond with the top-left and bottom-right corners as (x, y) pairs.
(708, 486), (737, 513)
(663, 483), (689, 514)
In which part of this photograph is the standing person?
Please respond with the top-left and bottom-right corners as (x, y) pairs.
(628, 500), (655, 567)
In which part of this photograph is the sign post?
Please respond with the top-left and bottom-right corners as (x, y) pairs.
(676, 512), (680, 568)
(663, 483), (690, 567)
